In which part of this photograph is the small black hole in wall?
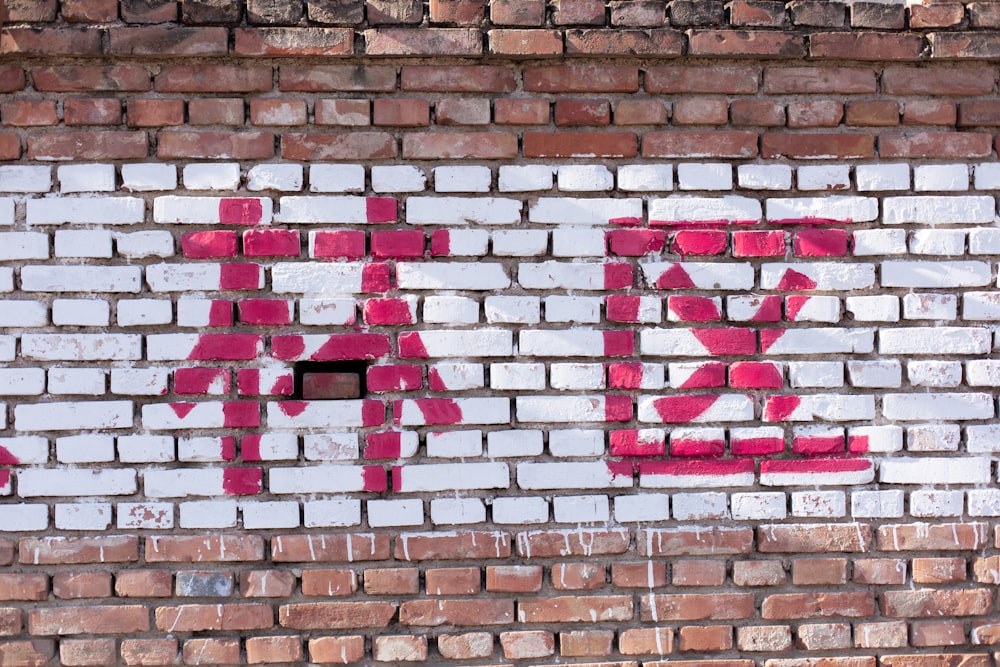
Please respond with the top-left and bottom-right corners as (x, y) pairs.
(292, 360), (369, 400)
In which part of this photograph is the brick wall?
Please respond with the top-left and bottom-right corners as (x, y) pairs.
(2, 0), (1000, 666)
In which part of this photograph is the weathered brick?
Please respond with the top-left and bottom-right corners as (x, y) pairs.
(63, 98), (122, 126)
(181, 0), (243, 23)
(404, 132), (518, 159)
(120, 638), (179, 666)
(156, 65), (274, 93)
(365, 27), (482, 55)
(108, 27), (228, 55)
(524, 131), (637, 158)
(121, 0), (178, 23)
(688, 29), (805, 57)
(158, 131), (274, 160)
(235, 27), (354, 56)
(29, 606), (150, 635)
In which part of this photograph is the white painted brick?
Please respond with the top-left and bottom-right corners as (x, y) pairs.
(273, 262), (374, 295)
(883, 195), (996, 225)
(0, 436), (48, 463)
(550, 363), (605, 390)
(908, 360), (962, 388)
(910, 490), (964, 518)
(0, 336), (18, 361)
(498, 165), (553, 192)
(299, 297), (356, 325)
(963, 292), (1000, 320)
(672, 492), (728, 520)
(0, 232), (48, 261)
(677, 163), (732, 191)
(0, 200), (16, 226)
(788, 361), (844, 388)
(485, 296), (540, 324)
(492, 229), (548, 257)
(28, 196), (144, 225)
(0, 165), (52, 193)
(309, 164), (363, 193)
(791, 491), (846, 518)
(111, 369), (169, 397)
(552, 495), (609, 523)
(117, 435), (174, 463)
(21, 265), (141, 293)
(121, 164), (176, 191)
(618, 164), (672, 192)
(968, 359), (1000, 386)
(974, 162), (1000, 190)
(761, 263), (875, 291)
(545, 296), (601, 323)
(879, 327), (991, 354)
(787, 295), (839, 323)
(738, 164), (792, 190)
(522, 329), (616, 357)
(178, 436), (231, 462)
(426, 430), (482, 458)
(52, 299), (110, 326)
(914, 164), (969, 191)
(429, 362), (484, 390)
(58, 164), (115, 193)
(968, 490), (1000, 517)
(762, 328), (874, 355)
(48, 368), (106, 395)
(909, 229), (966, 256)
(303, 434), (357, 461)
(117, 299), (172, 327)
(638, 394), (753, 423)
(847, 360), (902, 388)
(397, 463), (508, 492)
(969, 228), (1000, 254)
(406, 197), (521, 226)
(396, 262), (510, 290)
(402, 329), (512, 358)
(797, 165), (850, 191)
(114, 231), (175, 258)
(248, 434), (297, 461)
(725, 295), (775, 321)
(423, 296), (479, 324)
(906, 424), (960, 452)
(551, 228), (606, 257)
(241, 501), (300, 529)
(174, 298), (223, 326)
(766, 196), (878, 222)
(492, 497), (548, 524)
(436, 229), (489, 256)
(846, 296), (899, 322)
(548, 429), (605, 457)
(851, 490), (904, 519)
(0, 300), (46, 327)
(0, 504), (48, 530)
(487, 429), (544, 457)
(879, 457), (992, 485)
(54, 503), (110, 530)
(435, 165), (491, 193)
(521, 261), (623, 290)
(179, 501), (238, 529)
(902, 293), (957, 320)
(558, 165), (613, 191)
(852, 229), (907, 256)
(768, 394), (874, 422)
(856, 163), (909, 191)
(883, 393), (993, 421)
(22, 334), (141, 360)
(183, 163), (240, 190)
(371, 165), (425, 193)
(54, 229), (113, 258)
(642, 261), (753, 290)
(15, 400), (131, 432)
(118, 502), (174, 530)
(56, 434), (115, 463)
(304, 499), (361, 528)
(368, 499), (423, 527)
(18, 469), (136, 497)
(247, 164), (302, 192)
(651, 195), (760, 223)
(431, 498), (486, 525)
(848, 425), (903, 453)
(614, 493), (669, 522)
(530, 197), (643, 225)
(731, 493), (786, 520)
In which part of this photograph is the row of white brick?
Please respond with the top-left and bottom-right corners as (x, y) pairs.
(5, 487), (1000, 532)
(7, 162), (1000, 195)
(4, 193), (1000, 227)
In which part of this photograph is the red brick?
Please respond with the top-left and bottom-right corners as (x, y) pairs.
(308, 636), (365, 663)
(879, 131), (993, 159)
(646, 65), (760, 94)
(488, 28), (564, 55)
(765, 66), (877, 94)
(787, 100), (843, 128)
(973, 556), (1000, 584)
(115, 570), (173, 598)
(565, 28), (685, 55)
(373, 635), (428, 662)
(108, 27), (227, 55)
(0, 608), (21, 636)
(402, 66), (511, 94)
(672, 560), (727, 586)
(0, 67), (24, 93)
(555, 99), (611, 126)
(272, 534), (389, 563)
(403, 131), (518, 159)
(1, 28), (102, 55)
(730, 100), (785, 126)
(60, 638), (116, 667)
(970, 2), (1000, 27)
(29, 605), (150, 635)
(561, 630), (615, 657)
(911, 2), (964, 28)
(790, 0), (845, 26)
(809, 31), (925, 60)
(181, 639), (239, 665)
(188, 99), (245, 125)
(121, 0), (178, 23)
(400, 599), (514, 627)
(1, 100), (57, 126)
(373, 99), (430, 127)
(671, 0), (725, 25)
(524, 131), (637, 158)
(883, 67), (997, 95)
(525, 65), (640, 92)
(730, 0), (785, 26)
(639, 527), (753, 556)
(282, 65), (396, 92)
(732, 560), (786, 586)
(0, 640), (56, 666)
(364, 27), (481, 55)
(235, 27), (354, 56)
(367, 0), (422, 23)
(762, 591), (875, 619)
(128, 99), (184, 127)
(688, 29), (805, 57)
(158, 131), (274, 160)
(315, 99), (370, 126)
(758, 523), (872, 553)
(762, 133), (874, 159)
(283, 132), (397, 160)
(306, 0), (364, 23)
(156, 65), (273, 93)
(426, 567), (481, 595)
(911, 620), (966, 647)
(0, 575), (47, 602)
(611, 0), (666, 25)
(146, 536), (263, 563)
(852, 2), (904, 28)
(960, 101), (1000, 126)
(790, 558), (848, 585)
(881, 656), (991, 667)
(673, 98), (728, 125)
(63, 98), (122, 126)
(155, 604), (272, 632)
(301, 569), (357, 596)
(52, 573), (112, 599)
(553, 0), (605, 23)
(364, 568), (420, 595)
(19, 536), (138, 564)
(62, 0), (118, 21)
(677, 625), (734, 652)
(521, 595), (632, 623)
(5, 0), (57, 21)
(516, 529), (630, 557)
(644, 131), (758, 158)
(436, 98), (491, 125)
(500, 631), (554, 659)
(611, 561), (668, 588)
(845, 100), (899, 127)
(246, 636), (303, 664)
(641, 593), (753, 621)
(182, 0), (243, 23)
(614, 99), (669, 125)
(851, 559), (906, 586)
(430, 0), (485, 24)
(912, 557), (967, 584)
(249, 99), (308, 126)
(551, 562), (606, 590)
(486, 565), (542, 592)
(884, 589), (994, 618)
(240, 570), (296, 598)
(495, 99), (549, 125)
(491, 0), (545, 25)
(120, 638), (178, 666)
(619, 627), (673, 655)
(904, 100), (957, 126)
